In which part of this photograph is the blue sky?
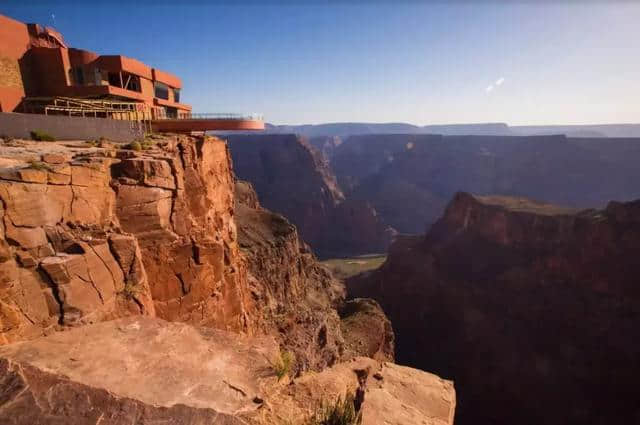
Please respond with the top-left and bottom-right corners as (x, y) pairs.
(2, 1), (639, 125)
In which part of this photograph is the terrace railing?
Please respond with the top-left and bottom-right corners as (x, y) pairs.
(155, 112), (264, 121)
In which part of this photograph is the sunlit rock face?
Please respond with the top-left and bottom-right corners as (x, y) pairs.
(0, 135), (252, 344)
(0, 317), (453, 425)
(235, 180), (394, 372)
(350, 192), (640, 425)
(0, 135), (454, 425)
(226, 134), (393, 257)
(331, 134), (640, 234)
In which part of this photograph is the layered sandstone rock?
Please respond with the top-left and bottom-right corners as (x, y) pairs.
(339, 298), (394, 362)
(235, 180), (393, 371)
(332, 134), (640, 234)
(226, 134), (393, 257)
(0, 317), (454, 425)
(0, 136), (251, 345)
(0, 136), (455, 425)
(350, 192), (640, 425)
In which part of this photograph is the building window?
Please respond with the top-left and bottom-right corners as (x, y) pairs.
(71, 67), (84, 85)
(93, 68), (101, 85)
(166, 107), (178, 119)
(108, 72), (121, 87)
(173, 89), (180, 103)
(123, 73), (142, 92)
(154, 82), (169, 100)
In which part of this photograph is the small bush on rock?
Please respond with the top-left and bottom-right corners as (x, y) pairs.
(271, 350), (295, 381)
(122, 279), (140, 298)
(27, 161), (52, 171)
(126, 141), (142, 151)
(30, 130), (56, 141)
(307, 392), (362, 425)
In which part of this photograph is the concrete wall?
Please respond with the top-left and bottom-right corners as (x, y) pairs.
(0, 112), (143, 142)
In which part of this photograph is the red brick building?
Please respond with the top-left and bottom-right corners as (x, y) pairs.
(0, 13), (190, 119)
(0, 14), (264, 131)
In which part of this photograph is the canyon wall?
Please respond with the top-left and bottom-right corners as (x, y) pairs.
(0, 135), (450, 425)
(0, 136), (394, 368)
(332, 134), (640, 234)
(226, 134), (393, 257)
(235, 180), (394, 371)
(350, 192), (640, 425)
(0, 135), (253, 345)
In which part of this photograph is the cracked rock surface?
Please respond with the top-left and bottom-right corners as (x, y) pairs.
(0, 317), (455, 425)
(0, 136), (251, 344)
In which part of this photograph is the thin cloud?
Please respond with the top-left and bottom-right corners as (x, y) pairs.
(495, 77), (505, 86)
(486, 85), (494, 93)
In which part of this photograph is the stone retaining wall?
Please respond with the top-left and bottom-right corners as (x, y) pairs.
(0, 112), (143, 142)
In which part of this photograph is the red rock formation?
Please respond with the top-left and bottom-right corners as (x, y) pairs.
(350, 192), (640, 425)
(331, 134), (640, 234)
(0, 136), (452, 425)
(0, 317), (453, 425)
(235, 180), (394, 371)
(111, 137), (251, 330)
(0, 136), (252, 344)
(226, 134), (394, 257)
(0, 137), (394, 372)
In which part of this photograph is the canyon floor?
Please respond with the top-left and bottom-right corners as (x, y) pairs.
(321, 254), (386, 280)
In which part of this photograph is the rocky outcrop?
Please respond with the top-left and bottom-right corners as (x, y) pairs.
(226, 134), (393, 257)
(339, 298), (394, 362)
(0, 317), (455, 425)
(235, 180), (394, 371)
(308, 135), (343, 160)
(0, 136), (454, 425)
(0, 136), (252, 345)
(350, 192), (640, 425)
(235, 180), (346, 371)
(332, 134), (640, 234)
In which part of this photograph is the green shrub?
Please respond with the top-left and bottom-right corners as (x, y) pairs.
(124, 139), (154, 151)
(126, 141), (142, 151)
(140, 139), (154, 150)
(122, 279), (139, 298)
(30, 130), (56, 141)
(27, 161), (52, 171)
(307, 392), (362, 425)
(271, 351), (295, 381)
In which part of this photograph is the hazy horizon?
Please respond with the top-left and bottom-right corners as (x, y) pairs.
(266, 120), (640, 127)
(2, 1), (638, 125)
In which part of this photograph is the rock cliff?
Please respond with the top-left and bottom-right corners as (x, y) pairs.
(236, 180), (393, 371)
(0, 136), (252, 345)
(0, 317), (455, 425)
(332, 134), (640, 234)
(0, 135), (439, 425)
(226, 134), (393, 257)
(350, 192), (640, 425)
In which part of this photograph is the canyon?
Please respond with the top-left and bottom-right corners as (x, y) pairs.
(349, 192), (640, 425)
(227, 134), (394, 258)
(0, 135), (451, 424)
(331, 134), (640, 234)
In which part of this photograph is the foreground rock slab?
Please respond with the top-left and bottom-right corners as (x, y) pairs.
(0, 317), (455, 425)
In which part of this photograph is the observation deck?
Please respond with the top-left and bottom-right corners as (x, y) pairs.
(151, 113), (264, 132)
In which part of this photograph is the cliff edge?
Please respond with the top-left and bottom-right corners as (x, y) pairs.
(350, 191), (640, 425)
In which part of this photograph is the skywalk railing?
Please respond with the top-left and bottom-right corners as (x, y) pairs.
(155, 113), (264, 121)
